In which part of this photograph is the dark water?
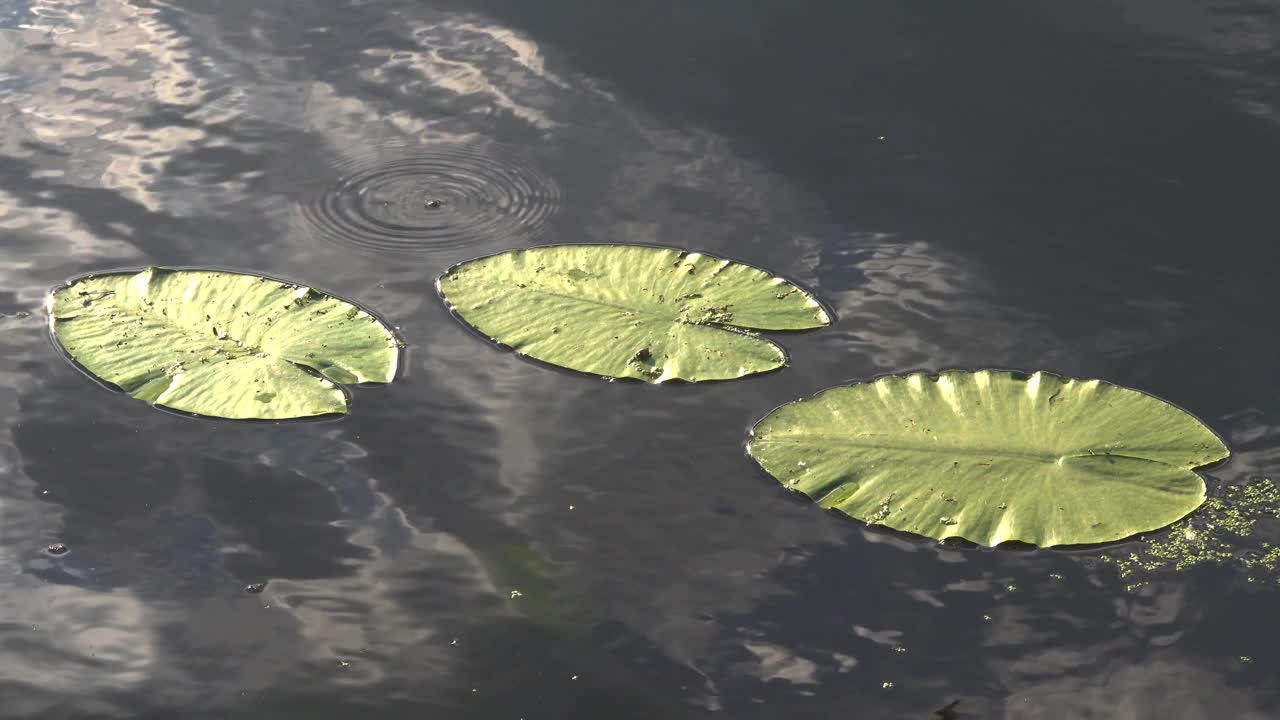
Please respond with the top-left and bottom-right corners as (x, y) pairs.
(1, 0), (1279, 717)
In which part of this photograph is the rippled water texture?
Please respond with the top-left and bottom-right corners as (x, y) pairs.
(0, 0), (1279, 718)
(299, 144), (561, 257)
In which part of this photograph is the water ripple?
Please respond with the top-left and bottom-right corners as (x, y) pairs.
(298, 144), (561, 257)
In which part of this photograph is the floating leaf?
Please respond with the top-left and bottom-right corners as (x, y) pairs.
(436, 245), (829, 382)
(747, 370), (1229, 547)
(48, 267), (399, 419)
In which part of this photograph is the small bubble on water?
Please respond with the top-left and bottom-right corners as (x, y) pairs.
(244, 582), (267, 594)
(45, 543), (69, 556)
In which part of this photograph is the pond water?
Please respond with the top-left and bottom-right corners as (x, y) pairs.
(1, 0), (1279, 717)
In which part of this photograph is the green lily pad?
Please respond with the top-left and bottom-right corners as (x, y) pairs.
(747, 370), (1229, 547)
(436, 245), (830, 382)
(48, 267), (399, 420)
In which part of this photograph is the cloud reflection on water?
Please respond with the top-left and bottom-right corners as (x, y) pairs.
(0, 0), (1277, 717)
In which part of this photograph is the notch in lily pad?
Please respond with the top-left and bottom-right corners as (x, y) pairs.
(436, 244), (831, 383)
(47, 267), (401, 420)
(747, 370), (1230, 548)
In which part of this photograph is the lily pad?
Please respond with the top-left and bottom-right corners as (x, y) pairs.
(747, 370), (1229, 547)
(48, 267), (399, 419)
(436, 245), (830, 382)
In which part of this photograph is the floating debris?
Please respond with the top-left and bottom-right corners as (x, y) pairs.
(1102, 478), (1280, 586)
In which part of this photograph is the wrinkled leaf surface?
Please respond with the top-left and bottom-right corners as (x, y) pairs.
(748, 370), (1229, 547)
(49, 267), (398, 419)
(437, 245), (829, 382)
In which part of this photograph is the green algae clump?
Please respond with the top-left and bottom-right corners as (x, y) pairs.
(1103, 478), (1280, 590)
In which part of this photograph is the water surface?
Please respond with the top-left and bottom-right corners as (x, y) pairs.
(1, 0), (1278, 717)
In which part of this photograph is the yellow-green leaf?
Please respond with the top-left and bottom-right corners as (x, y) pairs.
(437, 245), (829, 382)
(747, 370), (1229, 547)
(48, 267), (399, 420)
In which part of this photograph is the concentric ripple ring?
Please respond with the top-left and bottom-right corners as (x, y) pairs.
(299, 144), (561, 256)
